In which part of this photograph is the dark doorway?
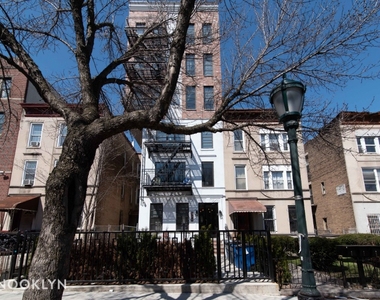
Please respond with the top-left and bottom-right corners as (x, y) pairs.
(232, 212), (253, 230)
(199, 203), (218, 231)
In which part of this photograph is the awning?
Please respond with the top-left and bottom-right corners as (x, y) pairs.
(229, 199), (267, 215)
(0, 195), (40, 212)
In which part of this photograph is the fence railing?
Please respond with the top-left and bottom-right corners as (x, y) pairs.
(0, 231), (39, 281)
(68, 229), (273, 284)
(1, 230), (379, 290)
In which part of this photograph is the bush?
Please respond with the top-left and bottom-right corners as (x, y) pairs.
(335, 234), (380, 246)
(271, 235), (298, 287)
(309, 237), (338, 271)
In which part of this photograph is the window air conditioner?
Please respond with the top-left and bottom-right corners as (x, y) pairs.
(30, 141), (40, 147)
(23, 179), (34, 186)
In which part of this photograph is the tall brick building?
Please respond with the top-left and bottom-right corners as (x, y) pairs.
(305, 111), (380, 235)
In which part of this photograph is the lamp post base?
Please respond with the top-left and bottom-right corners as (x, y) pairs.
(298, 288), (324, 300)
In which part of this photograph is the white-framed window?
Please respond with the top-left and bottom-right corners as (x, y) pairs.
(362, 168), (380, 192)
(0, 78), (11, 98)
(23, 160), (37, 186)
(260, 131), (288, 152)
(367, 214), (380, 234)
(264, 206), (276, 232)
(201, 132), (213, 149)
(57, 123), (67, 147)
(263, 166), (293, 190)
(234, 129), (244, 151)
(28, 123), (43, 147)
(235, 165), (246, 190)
(357, 136), (380, 154)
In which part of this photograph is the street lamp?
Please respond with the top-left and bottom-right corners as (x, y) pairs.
(270, 74), (323, 300)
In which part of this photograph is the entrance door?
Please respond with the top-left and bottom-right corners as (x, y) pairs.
(198, 203), (218, 231)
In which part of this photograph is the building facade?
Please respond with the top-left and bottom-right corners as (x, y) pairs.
(0, 70), (140, 231)
(0, 60), (29, 231)
(223, 110), (315, 235)
(128, 1), (226, 231)
(305, 111), (380, 235)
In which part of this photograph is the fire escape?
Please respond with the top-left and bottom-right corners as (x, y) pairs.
(125, 21), (193, 195)
(124, 21), (169, 110)
(143, 131), (193, 194)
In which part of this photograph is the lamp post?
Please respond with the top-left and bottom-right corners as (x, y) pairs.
(270, 74), (323, 300)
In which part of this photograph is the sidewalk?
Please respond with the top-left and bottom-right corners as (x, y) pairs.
(1, 282), (378, 299)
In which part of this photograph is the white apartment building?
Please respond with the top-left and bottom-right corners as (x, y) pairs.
(126, 0), (226, 231)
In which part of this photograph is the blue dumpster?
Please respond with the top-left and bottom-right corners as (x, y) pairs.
(229, 244), (255, 269)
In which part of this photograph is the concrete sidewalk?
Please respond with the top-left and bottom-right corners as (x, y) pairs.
(1, 282), (378, 299)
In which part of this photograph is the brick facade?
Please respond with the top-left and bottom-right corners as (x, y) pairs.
(305, 118), (356, 234)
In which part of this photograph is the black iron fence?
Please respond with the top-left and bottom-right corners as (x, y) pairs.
(68, 229), (273, 284)
(0, 231), (39, 281)
(1, 230), (379, 290)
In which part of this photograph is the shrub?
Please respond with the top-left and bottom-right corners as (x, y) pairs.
(309, 237), (338, 271)
(335, 234), (380, 246)
(271, 235), (298, 287)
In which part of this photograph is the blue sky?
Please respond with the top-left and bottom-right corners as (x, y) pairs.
(31, 1), (379, 115)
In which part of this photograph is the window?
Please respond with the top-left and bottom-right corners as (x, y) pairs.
(201, 132), (213, 149)
(156, 131), (185, 141)
(367, 214), (380, 234)
(263, 167), (293, 190)
(0, 112), (4, 134)
(0, 78), (11, 98)
(28, 123), (43, 147)
(155, 162), (185, 184)
(176, 203), (189, 231)
(235, 165), (246, 190)
(202, 23), (212, 44)
(186, 86), (196, 109)
(288, 206), (298, 233)
(203, 54), (213, 76)
(357, 136), (379, 153)
(234, 129), (244, 151)
(362, 168), (380, 192)
(260, 132), (288, 151)
(321, 182), (326, 195)
(203, 86), (214, 110)
(186, 23), (195, 45)
(264, 206), (276, 232)
(57, 123), (67, 147)
(202, 162), (214, 187)
(150, 203), (163, 231)
(23, 161), (37, 186)
(185, 54), (195, 76)
(135, 22), (146, 35)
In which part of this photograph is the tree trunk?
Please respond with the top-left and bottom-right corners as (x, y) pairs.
(22, 129), (99, 300)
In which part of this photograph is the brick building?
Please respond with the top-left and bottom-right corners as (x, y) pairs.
(0, 60), (28, 230)
(305, 111), (380, 235)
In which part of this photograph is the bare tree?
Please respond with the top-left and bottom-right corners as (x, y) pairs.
(1, 0), (380, 299)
